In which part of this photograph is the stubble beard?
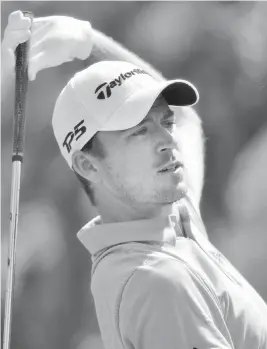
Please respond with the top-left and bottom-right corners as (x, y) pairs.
(111, 174), (188, 208)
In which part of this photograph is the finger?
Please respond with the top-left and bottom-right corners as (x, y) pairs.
(8, 10), (31, 30)
(29, 36), (57, 62)
(2, 29), (31, 51)
(29, 39), (44, 60)
(30, 18), (56, 55)
(30, 34), (58, 61)
(31, 17), (52, 38)
(31, 23), (51, 44)
(28, 51), (71, 81)
(28, 51), (47, 81)
(32, 16), (54, 26)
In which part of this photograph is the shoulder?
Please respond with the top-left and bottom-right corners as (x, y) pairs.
(121, 255), (208, 306)
(119, 255), (232, 349)
(118, 256), (220, 341)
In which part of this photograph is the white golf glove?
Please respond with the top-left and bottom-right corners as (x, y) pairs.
(1, 11), (31, 83)
(2, 11), (93, 81)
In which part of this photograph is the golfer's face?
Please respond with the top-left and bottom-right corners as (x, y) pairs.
(97, 95), (187, 205)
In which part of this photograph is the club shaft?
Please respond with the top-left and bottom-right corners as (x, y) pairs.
(3, 11), (33, 348)
(3, 161), (22, 349)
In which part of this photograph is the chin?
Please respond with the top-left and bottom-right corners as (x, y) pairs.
(157, 182), (188, 204)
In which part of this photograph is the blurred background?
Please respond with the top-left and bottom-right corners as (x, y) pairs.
(1, 1), (267, 348)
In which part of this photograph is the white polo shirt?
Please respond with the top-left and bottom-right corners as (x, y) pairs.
(77, 204), (267, 349)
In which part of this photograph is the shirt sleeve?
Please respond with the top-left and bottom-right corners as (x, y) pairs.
(119, 260), (233, 349)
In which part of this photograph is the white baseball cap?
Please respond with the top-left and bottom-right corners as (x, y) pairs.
(52, 61), (199, 168)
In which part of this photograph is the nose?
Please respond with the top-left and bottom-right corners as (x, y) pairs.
(156, 127), (177, 153)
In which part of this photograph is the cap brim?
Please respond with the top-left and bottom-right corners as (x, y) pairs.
(102, 79), (199, 132)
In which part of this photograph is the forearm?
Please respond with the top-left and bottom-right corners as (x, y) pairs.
(85, 28), (166, 83)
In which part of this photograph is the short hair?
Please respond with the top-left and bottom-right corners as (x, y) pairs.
(73, 133), (106, 206)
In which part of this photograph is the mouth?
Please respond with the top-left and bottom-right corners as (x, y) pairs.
(158, 161), (183, 174)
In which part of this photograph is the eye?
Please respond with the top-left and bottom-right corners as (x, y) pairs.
(131, 127), (147, 136)
(163, 121), (176, 129)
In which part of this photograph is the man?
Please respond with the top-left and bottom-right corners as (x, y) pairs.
(2, 11), (267, 349)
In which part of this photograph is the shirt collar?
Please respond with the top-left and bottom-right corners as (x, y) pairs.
(77, 213), (184, 256)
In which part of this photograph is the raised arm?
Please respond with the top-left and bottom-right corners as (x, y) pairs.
(87, 29), (165, 82)
(2, 12), (165, 83)
(2, 11), (204, 207)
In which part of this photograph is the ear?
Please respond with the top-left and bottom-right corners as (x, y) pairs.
(72, 150), (101, 184)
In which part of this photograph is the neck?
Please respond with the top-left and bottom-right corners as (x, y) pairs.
(95, 191), (175, 224)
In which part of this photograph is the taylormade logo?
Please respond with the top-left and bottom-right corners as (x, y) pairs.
(95, 69), (149, 100)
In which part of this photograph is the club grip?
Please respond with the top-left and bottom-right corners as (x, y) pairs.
(12, 11), (33, 162)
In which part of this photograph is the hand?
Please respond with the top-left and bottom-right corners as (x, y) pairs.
(2, 11), (93, 82)
(1, 11), (31, 84)
(28, 14), (93, 80)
